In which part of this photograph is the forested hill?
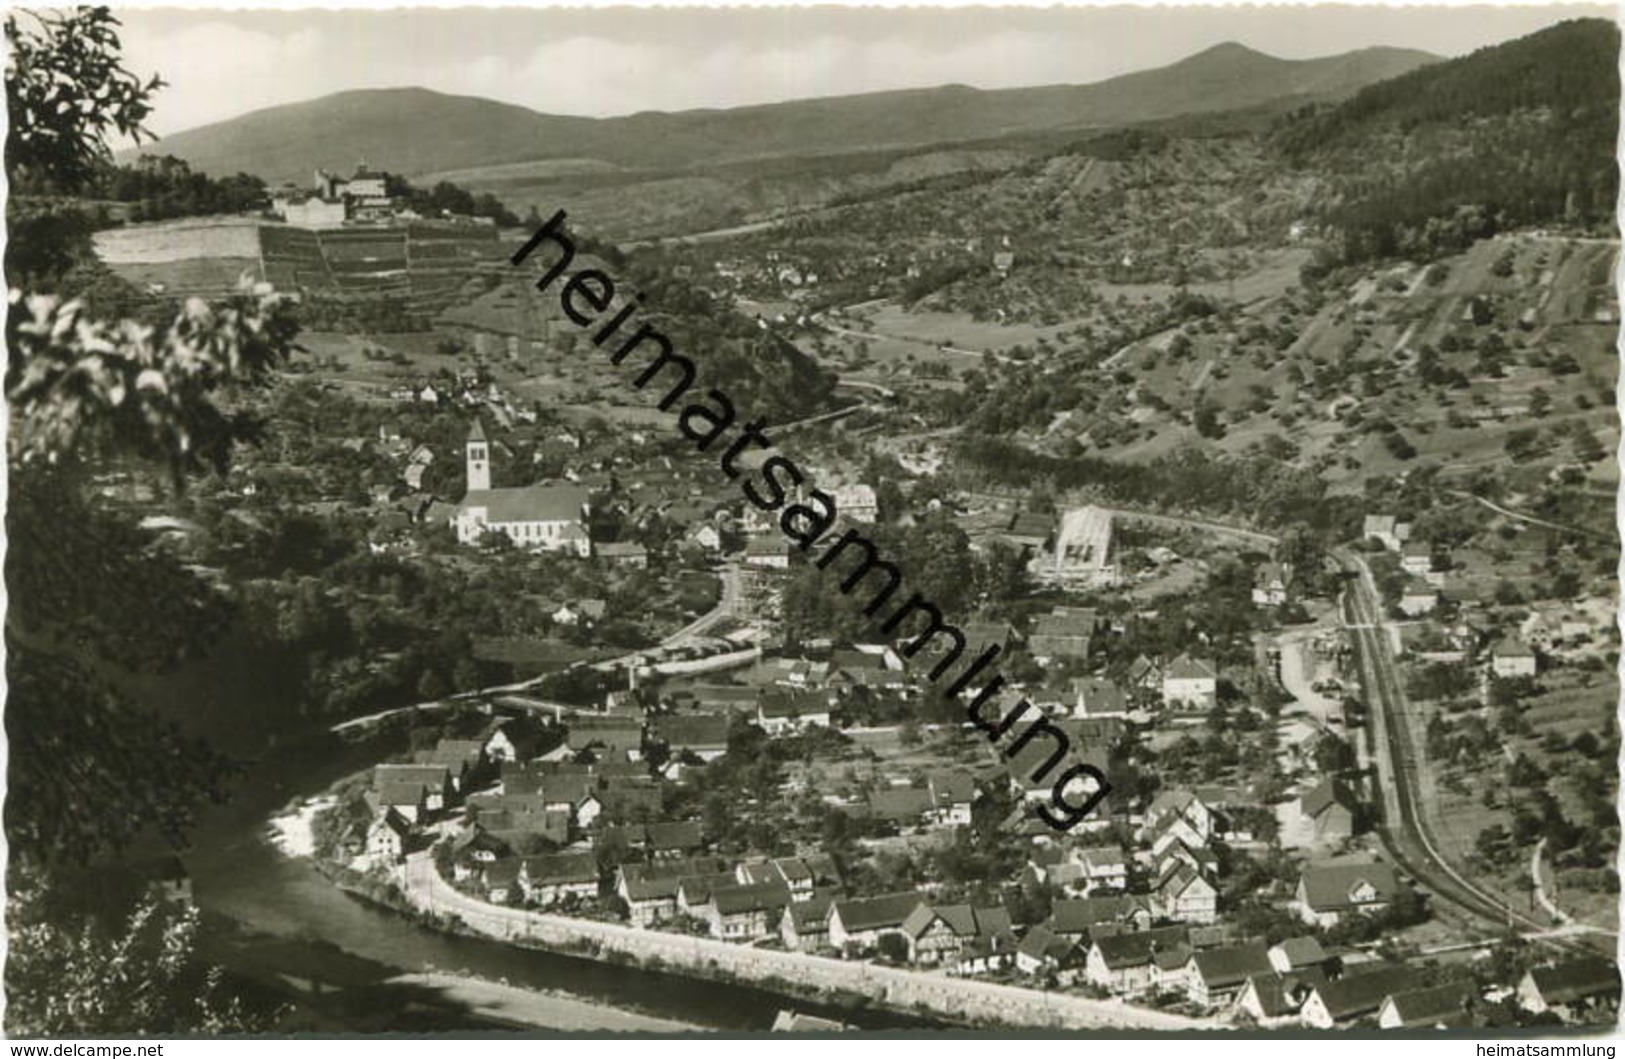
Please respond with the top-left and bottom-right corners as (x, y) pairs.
(1275, 17), (1619, 264)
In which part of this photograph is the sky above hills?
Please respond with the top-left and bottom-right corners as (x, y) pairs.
(116, 4), (1611, 138)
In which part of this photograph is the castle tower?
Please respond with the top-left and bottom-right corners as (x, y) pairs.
(467, 419), (491, 492)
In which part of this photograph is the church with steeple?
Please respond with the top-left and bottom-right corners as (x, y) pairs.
(450, 419), (591, 555)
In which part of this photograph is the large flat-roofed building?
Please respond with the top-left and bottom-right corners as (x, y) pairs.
(1034, 505), (1117, 587)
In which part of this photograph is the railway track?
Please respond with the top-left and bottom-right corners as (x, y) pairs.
(1338, 552), (1607, 957)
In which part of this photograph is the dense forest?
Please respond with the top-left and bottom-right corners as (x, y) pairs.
(1275, 18), (1620, 263)
(88, 154), (267, 221)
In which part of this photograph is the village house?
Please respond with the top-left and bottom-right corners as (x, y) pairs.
(565, 716), (644, 762)
(1252, 562), (1294, 606)
(900, 903), (1013, 966)
(1046, 896), (1152, 943)
(372, 763), (456, 818)
(1070, 676), (1130, 719)
(702, 882), (793, 941)
(364, 807), (413, 862)
(831, 483), (878, 523)
(756, 688), (832, 735)
(1003, 509), (1052, 552)
(1398, 579), (1440, 617)
(595, 540), (649, 568)
(1400, 541), (1434, 577)
(519, 852), (599, 906)
(780, 894), (836, 952)
(1180, 943), (1274, 1007)
(1075, 846), (1129, 893)
(1162, 653), (1218, 710)
(827, 891), (927, 955)
(1025, 846), (1086, 891)
(1491, 636), (1539, 678)
(1292, 776), (1358, 846)
(1143, 788), (1215, 849)
(1151, 862), (1219, 924)
(412, 739), (487, 792)
(743, 535), (791, 569)
(1363, 515), (1412, 552)
(551, 598), (607, 626)
(616, 857), (729, 927)
(452, 421), (591, 555)
(480, 720), (524, 764)
(1292, 858), (1400, 928)
(1516, 958), (1621, 1020)
(1235, 969), (1328, 1027)
(1299, 965), (1417, 1028)
(1029, 607), (1096, 665)
(1377, 981), (1475, 1029)
(1084, 926), (1190, 995)
(481, 858), (523, 904)
(926, 770), (976, 826)
(650, 713), (731, 762)
(366, 781), (430, 825)
(1016, 925), (1081, 979)
(1268, 937), (1331, 975)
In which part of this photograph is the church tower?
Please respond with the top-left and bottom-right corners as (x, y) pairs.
(467, 418), (491, 492)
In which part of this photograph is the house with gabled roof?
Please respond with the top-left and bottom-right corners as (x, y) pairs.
(519, 852), (599, 906)
(365, 807), (413, 863)
(1236, 968), (1328, 1027)
(780, 892), (837, 952)
(1151, 862), (1218, 924)
(926, 770), (976, 825)
(481, 857), (524, 904)
(901, 903), (1012, 966)
(1491, 636), (1538, 678)
(367, 781), (431, 825)
(827, 891), (927, 954)
(1292, 857), (1400, 928)
(373, 762), (455, 814)
(1252, 562), (1294, 606)
(1047, 896), (1151, 942)
(616, 856), (728, 927)
(1180, 943), (1274, 1007)
(702, 882), (792, 941)
(1295, 776), (1358, 845)
(1363, 514), (1410, 552)
(1517, 957), (1621, 1019)
(1016, 925), (1080, 979)
(1084, 925), (1190, 996)
(1378, 980), (1475, 1029)
(1075, 846), (1128, 893)
(1268, 937), (1330, 975)
(1070, 676), (1129, 719)
(1144, 787), (1215, 849)
(1300, 964), (1417, 1028)
(756, 688), (831, 735)
(1029, 608), (1095, 664)
(1162, 653), (1218, 710)
(651, 713), (731, 761)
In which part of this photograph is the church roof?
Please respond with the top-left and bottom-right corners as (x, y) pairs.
(457, 484), (588, 524)
(468, 418), (487, 443)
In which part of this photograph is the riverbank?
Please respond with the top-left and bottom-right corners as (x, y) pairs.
(383, 851), (1203, 1032)
(388, 972), (704, 1032)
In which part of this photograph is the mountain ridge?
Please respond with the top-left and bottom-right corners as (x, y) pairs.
(127, 41), (1439, 183)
